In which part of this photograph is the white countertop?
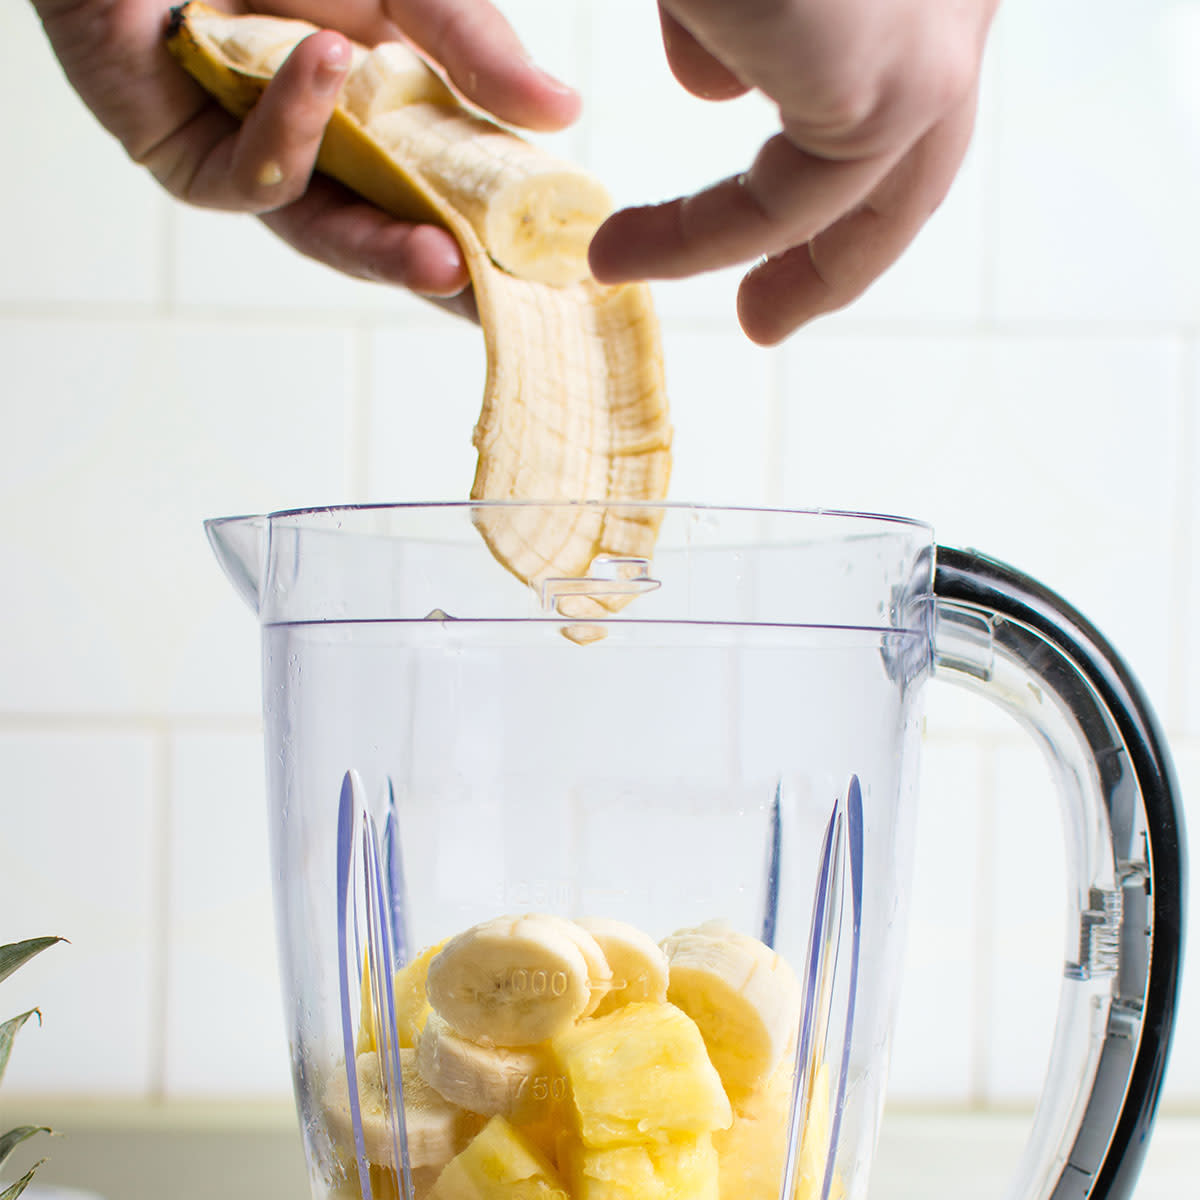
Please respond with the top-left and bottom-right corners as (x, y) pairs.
(873, 1113), (1197, 1200)
(4, 1101), (1195, 1199)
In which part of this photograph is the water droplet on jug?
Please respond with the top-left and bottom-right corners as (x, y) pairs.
(424, 608), (453, 621)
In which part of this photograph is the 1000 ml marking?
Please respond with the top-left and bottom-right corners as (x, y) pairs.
(505, 968), (570, 997)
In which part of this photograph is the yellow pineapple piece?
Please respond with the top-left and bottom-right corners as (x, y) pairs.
(552, 1002), (732, 1148)
(429, 1115), (568, 1200)
(360, 940), (446, 1054)
(559, 1133), (719, 1200)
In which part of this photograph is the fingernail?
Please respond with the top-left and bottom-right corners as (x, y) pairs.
(535, 66), (579, 99)
(314, 38), (351, 95)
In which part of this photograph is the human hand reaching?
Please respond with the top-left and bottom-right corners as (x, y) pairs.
(29, 0), (580, 313)
(588, 0), (1000, 343)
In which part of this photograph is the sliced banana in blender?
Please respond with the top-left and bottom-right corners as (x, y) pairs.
(167, 3), (672, 617)
(424, 913), (604, 1045)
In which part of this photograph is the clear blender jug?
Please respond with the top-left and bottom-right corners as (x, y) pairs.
(207, 502), (1185, 1200)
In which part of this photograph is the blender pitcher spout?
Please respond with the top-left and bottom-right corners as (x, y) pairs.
(205, 514), (269, 614)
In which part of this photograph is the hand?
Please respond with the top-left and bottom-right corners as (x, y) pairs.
(588, 0), (1000, 343)
(29, 0), (581, 314)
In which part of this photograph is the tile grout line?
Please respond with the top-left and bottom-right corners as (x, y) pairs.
(0, 713), (262, 733)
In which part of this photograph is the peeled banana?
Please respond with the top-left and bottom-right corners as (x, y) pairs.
(425, 914), (607, 1046)
(166, 3), (672, 622)
(416, 1011), (559, 1122)
(324, 913), (828, 1200)
(323, 1048), (485, 1169)
(574, 916), (669, 1017)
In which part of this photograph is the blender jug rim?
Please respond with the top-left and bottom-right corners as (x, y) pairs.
(205, 502), (937, 634)
(204, 499), (935, 532)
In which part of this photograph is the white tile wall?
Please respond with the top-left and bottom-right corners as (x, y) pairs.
(0, 0), (1195, 1142)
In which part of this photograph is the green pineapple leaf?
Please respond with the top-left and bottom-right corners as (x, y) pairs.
(0, 1012), (40, 1089)
(0, 1159), (45, 1200)
(0, 940), (64, 987)
(0, 1128), (51, 1175)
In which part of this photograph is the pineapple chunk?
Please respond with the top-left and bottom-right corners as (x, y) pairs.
(429, 1115), (568, 1200)
(560, 1133), (719, 1200)
(393, 941), (445, 1048)
(361, 940), (446, 1054)
(552, 1002), (732, 1148)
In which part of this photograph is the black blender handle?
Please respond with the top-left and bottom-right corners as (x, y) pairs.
(932, 546), (1186, 1200)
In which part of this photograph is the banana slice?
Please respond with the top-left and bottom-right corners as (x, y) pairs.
(558, 919), (613, 1018)
(416, 1011), (560, 1122)
(425, 914), (597, 1045)
(166, 3), (672, 618)
(575, 916), (669, 1016)
(324, 1048), (486, 1169)
(660, 921), (802, 1101)
(369, 104), (613, 287)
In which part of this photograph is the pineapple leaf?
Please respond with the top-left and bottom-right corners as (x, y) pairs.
(0, 940), (63, 987)
(0, 1012), (41, 1088)
(0, 1128), (51, 1175)
(0, 1159), (45, 1200)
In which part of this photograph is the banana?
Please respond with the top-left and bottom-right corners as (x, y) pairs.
(559, 919), (614, 1018)
(574, 916), (669, 1016)
(660, 921), (802, 1101)
(425, 914), (602, 1045)
(166, 4), (672, 621)
(324, 1048), (485, 1169)
(416, 1011), (562, 1123)
(369, 104), (614, 287)
(340, 43), (457, 124)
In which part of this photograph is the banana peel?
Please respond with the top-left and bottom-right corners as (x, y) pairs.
(166, 3), (672, 632)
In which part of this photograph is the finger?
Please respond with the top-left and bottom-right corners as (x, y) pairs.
(736, 93), (979, 344)
(590, 133), (896, 284)
(258, 0), (580, 129)
(657, 3), (748, 100)
(382, 0), (581, 130)
(144, 30), (351, 211)
(259, 174), (471, 297)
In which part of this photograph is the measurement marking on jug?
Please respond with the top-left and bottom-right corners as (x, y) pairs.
(506, 967), (570, 997)
(513, 1073), (569, 1103)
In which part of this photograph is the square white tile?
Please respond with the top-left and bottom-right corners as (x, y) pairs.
(164, 732), (291, 1096)
(0, 5), (166, 306)
(988, 0), (1200, 323)
(0, 318), (353, 716)
(365, 321), (488, 501)
(0, 731), (157, 1094)
(778, 332), (1181, 721)
(659, 329), (776, 505)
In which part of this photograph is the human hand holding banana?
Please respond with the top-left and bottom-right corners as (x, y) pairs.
(589, 0), (1002, 344)
(28, 0), (580, 313)
(31, 0), (999, 341)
